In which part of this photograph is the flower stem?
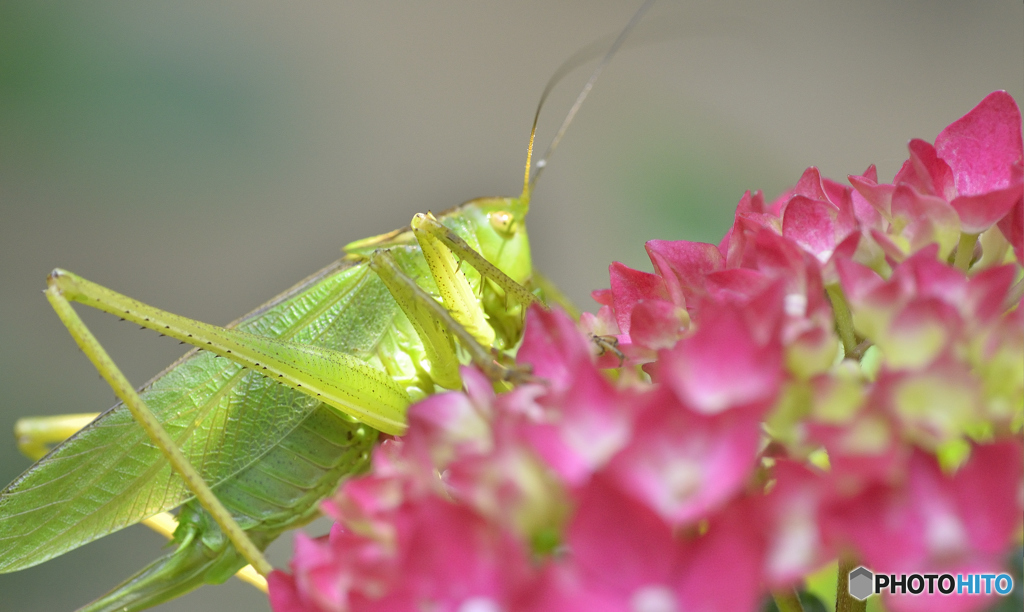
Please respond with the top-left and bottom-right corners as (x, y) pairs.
(826, 285), (858, 359)
(953, 232), (979, 272)
(772, 588), (806, 612)
(835, 557), (867, 612)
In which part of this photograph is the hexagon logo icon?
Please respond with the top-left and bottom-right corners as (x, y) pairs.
(848, 566), (874, 601)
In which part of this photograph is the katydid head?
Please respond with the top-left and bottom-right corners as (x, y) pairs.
(462, 196), (533, 288)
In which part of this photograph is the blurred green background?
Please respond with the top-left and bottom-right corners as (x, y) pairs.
(0, 1), (1021, 610)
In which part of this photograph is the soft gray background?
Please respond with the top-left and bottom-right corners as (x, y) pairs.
(1, 2), (1021, 610)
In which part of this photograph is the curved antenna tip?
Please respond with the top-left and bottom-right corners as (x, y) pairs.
(526, 0), (656, 191)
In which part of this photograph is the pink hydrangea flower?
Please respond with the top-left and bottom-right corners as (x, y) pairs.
(271, 92), (1024, 612)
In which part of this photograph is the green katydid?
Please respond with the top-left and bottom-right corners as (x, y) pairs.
(0, 3), (653, 611)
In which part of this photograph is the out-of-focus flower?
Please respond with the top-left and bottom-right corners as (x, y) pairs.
(272, 92), (1024, 612)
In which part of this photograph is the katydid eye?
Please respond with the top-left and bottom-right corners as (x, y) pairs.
(489, 210), (515, 236)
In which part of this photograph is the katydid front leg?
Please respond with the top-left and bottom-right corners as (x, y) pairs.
(371, 212), (541, 387)
(368, 249), (524, 386)
(411, 211), (539, 313)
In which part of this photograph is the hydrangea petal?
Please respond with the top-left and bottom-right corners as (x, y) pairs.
(907, 139), (957, 201)
(995, 196), (1023, 261)
(891, 184), (961, 257)
(520, 364), (632, 486)
(629, 299), (687, 350)
(671, 499), (766, 612)
(608, 262), (671, 336)
(645, 239), (724, 307)
(517, 305), (593, 391)
(935, 91), (1024, 197)
(660, 302), (783, 415)
(782, 195), (840, 263)
(604, 387), (762, 524)
(567, 476), (678, 595)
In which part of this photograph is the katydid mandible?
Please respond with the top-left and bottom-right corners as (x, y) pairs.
(0, 3), (654, 611)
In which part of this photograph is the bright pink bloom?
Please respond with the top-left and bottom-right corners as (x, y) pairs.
(525, 477), (766, 612)
(657, 298), (783, 415)
(274, 92), (1024, 612)
(601, 385), (763, 525)
(934, 91), (1024, 235)
(822, 443), (1023, 612)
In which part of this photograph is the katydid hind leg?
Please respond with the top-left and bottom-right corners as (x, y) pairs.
(13, 412), (270, 593)
(44, 271), (273, 577)
(49, 268), (411, 435)
(0, 255), (398, 581)
(75, 402), (375, 611)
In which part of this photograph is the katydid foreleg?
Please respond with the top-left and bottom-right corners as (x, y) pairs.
(367, 248), (532, 387)
(411, 211), (539, 312)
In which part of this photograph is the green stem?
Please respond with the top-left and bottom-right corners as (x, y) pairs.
(826, 284), (858, 359)
(835, 557), (867, 612)
(772, 588), (806, 612)
(953, 232), (979, 272)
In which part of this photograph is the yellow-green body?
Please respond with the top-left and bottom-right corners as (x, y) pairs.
(0, 195), (535, 611)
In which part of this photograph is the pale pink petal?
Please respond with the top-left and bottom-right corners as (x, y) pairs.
(761, 462), (830, 585)
(891, 184), (961, 257)
(604, 387), (762, 524)
(951, 441), (1024, 555)
(950, 186), (1023, 234)
(607, 262), (671, 336)
(645, 239), (724, 307)
(520, 364), (632, 486)
(567, 476), (677, 594)
(782, 195), (840, 263)
(907, 139), (957, 201)
(964, 264), (1017, 323)
(518, 563), (625, 612)
(269, 570), (313, 612)
(935, 91), (1024, 197)
(660, 304), (783, 415)
(790, 166), (830, 203)
(823, 445), (1021, 579)
(672, 499), (767, 612)
(517, 305), (592, 391)
(629, 299), (686, 350)
(849, 173), (896, 220)
(848, 166), (886, 229)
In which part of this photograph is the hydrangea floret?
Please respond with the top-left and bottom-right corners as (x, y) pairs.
(269, 92), (1023, 612)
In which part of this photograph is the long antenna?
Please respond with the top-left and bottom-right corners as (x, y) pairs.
(525, 0), (656, 193)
